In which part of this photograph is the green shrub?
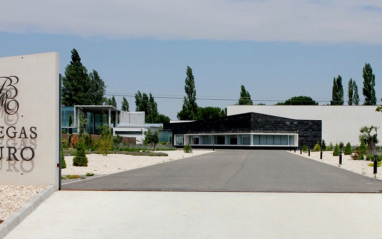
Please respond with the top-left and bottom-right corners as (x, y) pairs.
(302, 144), (309, 153)
(98, 126), (113, 155)
(359, 140), (367, 159)
(367, 162), (381, 167)
(339, 142), (344, 149)
(313, 143), (321, 152)
(333, 144), (340, 156)
(61, 146), (66, 169)
(86, 173), (94, 177)
(84, 135), (93, 149)
(329, 142), (333, 151)
(184, 144), (192, 153)
(113, 134), (123, 145)
(321, 140), (326, 151)
(61, 138), (69, 149)
(344, 142), (352, 155)
(73, 140), (88, 166)
(366, 155), (382, 162)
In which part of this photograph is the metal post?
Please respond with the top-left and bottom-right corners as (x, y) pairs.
(294, 148), (296, 153)
(300, 147), (302, 154)
(339, 150), (342, 165)
(320, 150), (323, 160)
(374, 155), (378, 175)
(308, 148), (310, 156)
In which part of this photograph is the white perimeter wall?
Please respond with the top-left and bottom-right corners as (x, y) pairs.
(0, 53), (59, 189)
(228, 105), (382, 146)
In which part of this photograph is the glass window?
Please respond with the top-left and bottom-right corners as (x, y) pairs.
(260, 135), (267, 145)
(266, 135), (273, 145)
(201, 135), (211, 145)
(229, 135), (237, 145)
(253, 135), (260, 145)
(289, 135), (295, 145)
(216, 135), (225, 145)
(280, 135), (288, 145)
(240, 135), (251, 145)
(176, 135), (184, 146)
(274, 135), (281, 145)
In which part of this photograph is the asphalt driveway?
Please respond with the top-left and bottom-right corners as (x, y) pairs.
(62, 150), (382, 192)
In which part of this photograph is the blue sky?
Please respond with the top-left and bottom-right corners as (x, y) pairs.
(1, 0), (382, 119)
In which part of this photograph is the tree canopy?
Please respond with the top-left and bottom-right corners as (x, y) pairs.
(276, 96), (318, 105)
(330, 75), (344, 105)
(348, 79), (360, 105)
(177, 66), (198, 120)
(62, 49), (106, 106)
(237, 85), (253, 105)
(135, 91), (170, 123)
(362, 63), (376, 105)
(121, 97), (129, 111)
(105, 95), (117, 108)
(197, 107), (226, 120)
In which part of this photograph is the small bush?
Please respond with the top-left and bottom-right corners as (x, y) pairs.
(367, 162), (381, 167)
(73, 139), (88, 167)
(366, 155), (382, 162)
(61, 146), (66, 169)
(302, 144), (309, 153)
(71, 135), (79, 148)
(66, 175), (82, 179)
(329, 142), (333, 151)
(113, 134), (123, 145)
(86, 173), (95, 177)
(313, 143), (321, 152)
(84, 135), (93, 149)
(344, 142), (352, 155)
(184, 144), (192, 153)
(62, 138), (69, 149)
(98, 126), (113, 155)
(333, 144), (340, 156)
(321, 140), (326, 151)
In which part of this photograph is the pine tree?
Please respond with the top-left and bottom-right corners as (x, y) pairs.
(344, 142), (352, 155)
(331, 75), (344, 105)
(73, 139), (88, 166)
(62, 49), (92, 106)
(362, 63), (376, 105)
(237, 85), (253, 105)
(121, 97), (129, 111)
(177, 66), (198, 120)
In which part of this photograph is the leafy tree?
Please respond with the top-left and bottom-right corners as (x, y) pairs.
(177, 66), (198, 120)
(98, 126), (113, 155)
(197, 107), (227, 120)
(330, 75), (344, 105)
(106, 96), (117, 108)
(359, 140), (367, 159)
(348, 79), (354, 105)
(362, 63), (376, 105)
(89, 70), (106, 105)
(73, 139), (88, 166)
(135, 91), (170, 123)
(144, 129), (159, 150)
(62, 49), (92, 106)
(237, 85), (253, 105)
(359, 126), (379, 153)
(353, 81), (360, 105)
(276, 96), (318, 105)
(121, 97), (129, 111)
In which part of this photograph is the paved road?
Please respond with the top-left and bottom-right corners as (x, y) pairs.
(62, 150), (382, 192)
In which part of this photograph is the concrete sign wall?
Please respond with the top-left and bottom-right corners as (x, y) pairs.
(0, 52), (59, 189)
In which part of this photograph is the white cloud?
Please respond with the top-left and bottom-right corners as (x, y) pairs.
(1, 0), (382, 44)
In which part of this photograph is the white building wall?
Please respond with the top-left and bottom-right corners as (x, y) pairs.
(119, 112), (145, 125)
(227, 105), (382, 146)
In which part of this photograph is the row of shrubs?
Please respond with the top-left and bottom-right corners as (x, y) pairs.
(302, 139), (381, 161)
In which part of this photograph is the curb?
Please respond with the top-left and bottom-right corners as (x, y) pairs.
(0, 185), (55, 239)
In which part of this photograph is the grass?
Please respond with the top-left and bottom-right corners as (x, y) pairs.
(64, 145), (173, 157)
(368, 162), (381, 167)
(86, 173), (95, 176)
(66, 175), (83, 179)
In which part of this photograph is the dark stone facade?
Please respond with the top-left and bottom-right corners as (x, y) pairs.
(164, 112), (322, 148)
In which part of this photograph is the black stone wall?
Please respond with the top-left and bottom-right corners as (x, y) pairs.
(164, 112), (321, 149)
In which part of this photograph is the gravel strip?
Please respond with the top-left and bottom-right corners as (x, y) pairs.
(0, 185), (45, 222)
(289, 151), (381, 180)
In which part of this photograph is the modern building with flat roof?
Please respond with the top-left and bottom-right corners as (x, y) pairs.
(164, 112), (321, 149)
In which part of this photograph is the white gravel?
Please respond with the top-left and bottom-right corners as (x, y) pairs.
(62, 149), (214, 176)
(0, 185), (45, 222)
(289, 150), (382, 180)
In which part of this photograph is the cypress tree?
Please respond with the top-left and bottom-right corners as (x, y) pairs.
(331, 75), (344, 105)
(177, 66), (198, 120)
(353, 81), (360, 105)
(348, 79), (354, 105)
(362, 63), (376, 105)
(121, 97), (129, 111)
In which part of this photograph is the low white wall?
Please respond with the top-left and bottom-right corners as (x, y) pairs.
(227, 105), (382, 146)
